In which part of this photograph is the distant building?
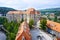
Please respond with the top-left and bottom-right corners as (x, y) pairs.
(6, 8), (41, 24)
(45, 12), (49, 15)
(41, 15), (47, 19)
(15, 21), (31, 40)
(0, 12), (6, 17)
(0, 12), (2, 17)
(57, 16), (60, 20)
(49, 13), (55, 18)
(0, 14), (2, 17)
(47, 20), (60, 40)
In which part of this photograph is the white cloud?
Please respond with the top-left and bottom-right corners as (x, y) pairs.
(0, 0), (60, 10)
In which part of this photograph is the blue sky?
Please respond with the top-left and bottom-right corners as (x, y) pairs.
(0, 0), (60, 10)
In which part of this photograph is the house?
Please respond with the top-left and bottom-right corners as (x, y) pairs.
(47, 20), (60, 40)
(41, 15), (47, 19)
(49, 13), (55, 19)
(0, 12), (3, 17)
(6, 8), (40, 24)
(57, 16), (60, 20)
(15, 21), (31, 40)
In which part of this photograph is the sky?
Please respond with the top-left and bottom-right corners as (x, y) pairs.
(0, 0), (60, 10)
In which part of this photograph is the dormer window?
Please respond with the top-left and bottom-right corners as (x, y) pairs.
(23, 25), (27, 32)
(50, 24), (55, 27)
(22, 36), (25, 40)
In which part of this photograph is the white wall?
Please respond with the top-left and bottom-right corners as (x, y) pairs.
(50, 30), (60, 38)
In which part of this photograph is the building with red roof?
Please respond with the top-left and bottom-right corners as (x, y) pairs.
(47, 20), (60, 40)
(6, 8), (41, 24)
(15, 21), (31, 40)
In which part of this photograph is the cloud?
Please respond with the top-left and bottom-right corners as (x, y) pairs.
(0, 0), (60, 10)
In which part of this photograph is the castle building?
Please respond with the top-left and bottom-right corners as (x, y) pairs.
(6, 8), (41, 24)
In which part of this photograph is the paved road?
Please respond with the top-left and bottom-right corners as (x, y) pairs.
(0, 31), (6, 40)
(30, 28), (53, 40)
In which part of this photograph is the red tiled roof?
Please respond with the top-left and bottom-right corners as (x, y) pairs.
(7, 10), (24, 14)
(15, 21), (31, 40)
(47, 20), (60, 32)
(7, 8), (40, 14)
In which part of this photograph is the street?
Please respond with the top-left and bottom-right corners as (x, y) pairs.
(0, 25), (6, 40)
(30, 28), (53, 40)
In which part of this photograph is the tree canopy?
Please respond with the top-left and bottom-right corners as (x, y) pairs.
(29, 19), (34, 29)
(40, 18), (47, 31)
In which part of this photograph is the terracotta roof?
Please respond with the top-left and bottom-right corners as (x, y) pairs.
(27, 8), (35, 11)
(35, 11), (40, 14)
(26, 9), (40, 14)
(47, 20), (60, 32)
(7, 8), (40, 14)
(15, 21), (31, 40)
(7, 10), (25, 14)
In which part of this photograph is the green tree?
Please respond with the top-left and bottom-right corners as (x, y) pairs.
(0, 17), (20, 40)
(54, 15), (57, 22)
(40, 18), (47, 31)
(29, 19), (34, 29)
(3, 20), (20, 40)
(0, 17), (8, 24)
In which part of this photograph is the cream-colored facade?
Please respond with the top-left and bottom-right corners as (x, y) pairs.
(6, 8), (41, 24)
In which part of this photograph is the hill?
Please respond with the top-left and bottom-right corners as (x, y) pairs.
(40, 8), (60, 16)
(0, 7), (16, 16)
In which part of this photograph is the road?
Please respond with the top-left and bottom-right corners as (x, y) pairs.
(30, 28), (53, 40)
(0, 31), (6, 40)
(30, 20), (53, 40)
(0, 25), (6, 40)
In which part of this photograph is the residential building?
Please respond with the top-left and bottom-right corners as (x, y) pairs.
(49, 13), (55, 19)
(15, 21), (31, 40)
(57, 16), (60, 20)
(41, 15), (47, 19)
(47, 20), (60, 40)
(6, 8), (40, 24)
